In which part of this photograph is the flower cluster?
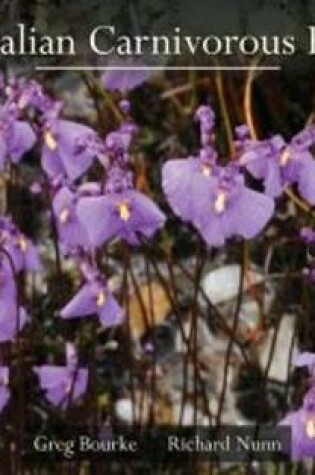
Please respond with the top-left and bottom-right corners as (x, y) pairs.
(35, 342), (88, 408)
(162, 106), (275, 247)
(60, 262), (124, 329)
(240, 126), (315, 202)
(0, 70), (315, 455)
(0, 78), (166, 411)
(0, 216), (41, 343)
(280, 353), (315, 459)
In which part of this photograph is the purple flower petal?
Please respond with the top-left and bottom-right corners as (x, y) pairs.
(53, 186), (89, 250)
(3, 235), (41, 272)
(263, 161), (283, 197)
(280, 406), (315, 460)
(45, 385), (68, 406)
(77, 190), (165, 247)
(9, 121), (36, 164)
(42, 120), (96, 181)
(76, 196), (118, 247)
(0, 306), (28, 342)
(41, 146), (64, 179)
(98, 293), (124, 328)
(127, 190), (166, 240)
(60, 282), (98, 319)
(293, 352), (315, 369)
(185, 167), (274, 247)
(101, 58), (150, 92)
(229, 187), (275, 240)
(55, 120), (95, 180)
(162, 157), (214, 222)
(297, 152), (315, 204)
(194, 212), (226, 247)
(60, 279), (123, 329)
(34, 366), (68, 390)
(35, 364), (88, 408)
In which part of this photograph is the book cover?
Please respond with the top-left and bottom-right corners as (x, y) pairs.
(0, 1), (314, 473)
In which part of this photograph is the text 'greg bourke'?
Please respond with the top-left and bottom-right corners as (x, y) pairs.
(3, 24), (315, 58)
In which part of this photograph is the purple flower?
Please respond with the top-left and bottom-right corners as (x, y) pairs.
(52, 186), (90, 252)
(35, 343), (88, 408)
(164, 160), (274, 247)
(0, 217), (41, 272)
(41, 119), (96, 181)
(163, 105), (274, 247)
(280, 388), (315, 460)
(241, 126), (315, 203)
(60, 272), (124, 328)
(101, 58), (150, 92)
(8, 79), (62, 118)
(0, 367), (10, 412)
(77, 164), (165, 247)
(0, 106), (36, 170)
(77, 192), (165, 248)
(195, 166), (274, 246)
(279, 352), (315, 459)
(195, 105), (215, 139)
(163, 104), (218, 223)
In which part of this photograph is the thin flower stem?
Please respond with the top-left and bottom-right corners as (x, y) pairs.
(42, 173), (63, 278)
(188, 70), (197, 112)
(141, 235), (250, 362)
(173, 258), (250, 362)
(284, 187), (311, 214)
(215, 67), (234, 155)
(127, 263), (150, 332)
(84, 72), (123, 124)
(82, 73), (107, 134)
(283, 324), (296, 410)
(216, 240), (246, 428)
(161, 78), (210, 99)
(192, 241), (205, 427)
(243, 57), (260, 141)
(144, 258), (156, 425)
(140, 243), (213, 423)
(122, 245), (137, 426)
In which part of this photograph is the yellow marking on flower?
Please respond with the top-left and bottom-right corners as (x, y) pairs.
(306, 419), (315, 438)
(214, 191), (226, 214)
(201, 165), (211, 177)
(1, 373), (8, 386)
(44, 130), (57, 151)
(279, 148), (290, 167)
(119, 202), (131, 222)
(59, 208), (70, 224)
(96, 290), (106, 307)
(19, 237), (28, 252)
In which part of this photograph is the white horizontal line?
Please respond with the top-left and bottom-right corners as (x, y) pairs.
(35, 65), (281, 72)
